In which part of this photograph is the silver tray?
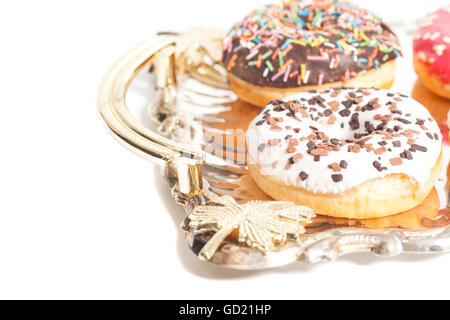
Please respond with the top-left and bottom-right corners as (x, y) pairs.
(97, 27), (450, 270)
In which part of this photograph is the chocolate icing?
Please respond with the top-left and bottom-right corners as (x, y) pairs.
(223, 0), (402, 88)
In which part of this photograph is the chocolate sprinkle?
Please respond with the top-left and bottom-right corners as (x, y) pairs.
(339, 160), (348, 169)
(410, 144), (427, 152)
(400, 150), (413, 160)
(331, 174), (343, 182)
(342, 100), (354, 108)
(339, 109), (351, 117)
(349, 113), (360, 130)
(397, 118), (411, 124)
(299, 172), (309, 181)
(373, 161), (384, 172)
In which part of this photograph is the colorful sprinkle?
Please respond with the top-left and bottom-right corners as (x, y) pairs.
(223, 0), (401, 87)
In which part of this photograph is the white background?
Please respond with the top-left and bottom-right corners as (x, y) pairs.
(1, 0), (449, 299)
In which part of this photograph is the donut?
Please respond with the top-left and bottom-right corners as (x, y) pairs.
(246, 88), (443, 219)
(223, 0), (402, 107)
(413, 6), (450, 99)
(448, 108), (450, 138)
(411, 80), (450, 126)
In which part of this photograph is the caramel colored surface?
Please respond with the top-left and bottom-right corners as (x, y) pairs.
(411, 79), (450, 124)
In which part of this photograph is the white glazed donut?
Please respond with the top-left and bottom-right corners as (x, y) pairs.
(247, 88), (443, 218)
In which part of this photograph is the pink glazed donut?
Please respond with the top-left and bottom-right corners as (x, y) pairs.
(413, 6), (450, 99)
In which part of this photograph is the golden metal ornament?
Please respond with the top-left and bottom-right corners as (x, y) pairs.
(189, 195), (315, 261)
(173, 27), (225, 66)
(171, 27), (228, 89)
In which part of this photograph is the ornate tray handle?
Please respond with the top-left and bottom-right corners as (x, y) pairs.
(97, 32), (318, 267)
(97, 38), (204, 198)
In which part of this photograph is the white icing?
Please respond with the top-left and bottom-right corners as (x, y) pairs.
(247, 89), (442, 194)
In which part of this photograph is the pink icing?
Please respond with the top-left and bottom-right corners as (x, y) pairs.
(413, 6), (450, 84)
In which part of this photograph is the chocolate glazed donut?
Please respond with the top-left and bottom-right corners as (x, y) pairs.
(223, 0), (402, 106)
